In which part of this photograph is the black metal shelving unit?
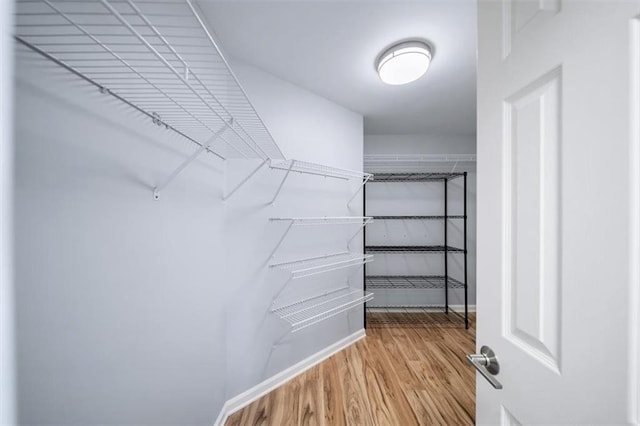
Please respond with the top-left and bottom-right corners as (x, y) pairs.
(363, 172), (469, 329)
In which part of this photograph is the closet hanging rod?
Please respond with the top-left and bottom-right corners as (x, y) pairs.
(14, 35), (224, 161)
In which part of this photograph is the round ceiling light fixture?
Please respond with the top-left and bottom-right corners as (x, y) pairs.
(376, 40), (432, 85)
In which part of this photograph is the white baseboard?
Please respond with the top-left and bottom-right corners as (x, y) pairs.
(213, 329), (366, 426)
(450, 304), (477, 313)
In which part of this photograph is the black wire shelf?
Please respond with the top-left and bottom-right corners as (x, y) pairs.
(373, 215), (465, 220)
(366, 305), (448, 310)
(371, 172), (465, 182)
(365, 245), (464, 253)
(366, 275), (465, 289)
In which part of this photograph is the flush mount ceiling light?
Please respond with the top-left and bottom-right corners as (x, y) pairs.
(376, 40), (432, 85)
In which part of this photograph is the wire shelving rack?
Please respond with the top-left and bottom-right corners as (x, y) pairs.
(15, 0), (374, 334)
(14, 0), (294, 199)
(363, 171), (469, 329)
(15, 0), (284, 162)
(272, 288), (373, 333)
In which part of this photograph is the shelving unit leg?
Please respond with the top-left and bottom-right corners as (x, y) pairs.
(463, 172), (469, 329)
(444, 178), (449, 314)
(363, 178), (367, 329)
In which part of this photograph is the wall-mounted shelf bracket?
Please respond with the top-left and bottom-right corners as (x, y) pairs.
(346, 217), (373, 248)
(223, 159), (268, 201)
(153, 123), (229, 200)
(347, 173), (373, 205)
(268, 160), (296, 204)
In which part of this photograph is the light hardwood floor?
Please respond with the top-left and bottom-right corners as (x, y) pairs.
(226, 312), (476, 426)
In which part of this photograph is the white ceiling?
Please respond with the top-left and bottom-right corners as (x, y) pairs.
(197, 1), (477, 136)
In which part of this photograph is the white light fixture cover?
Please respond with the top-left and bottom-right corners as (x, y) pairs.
(376, 41), (432, 85)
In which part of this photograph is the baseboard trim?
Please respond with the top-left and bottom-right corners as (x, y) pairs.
(450, 304), (477, 313)
(213, 329), (366, 426)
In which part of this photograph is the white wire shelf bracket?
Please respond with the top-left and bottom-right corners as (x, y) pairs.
(222, 159), (268, 201)
(270, 252), (374, 279)
(153, 122), (229, 200)
(15, 0), (285, 197)
(272, 288), (374, 333)
(268, 160), (373, 204)
(268, 217), (373, 258)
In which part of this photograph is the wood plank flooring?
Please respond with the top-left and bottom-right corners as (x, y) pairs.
(226, 312), (476, 426)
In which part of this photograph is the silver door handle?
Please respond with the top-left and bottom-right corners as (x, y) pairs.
(467, 345), (503, 389)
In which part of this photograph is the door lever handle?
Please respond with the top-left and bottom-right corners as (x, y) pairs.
(467, 345), (503, 389)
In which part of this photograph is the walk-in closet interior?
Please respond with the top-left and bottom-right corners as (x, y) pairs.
(6, 0), (477, 424)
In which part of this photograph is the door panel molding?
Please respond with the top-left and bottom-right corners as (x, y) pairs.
(501, 66), (562, 374)
(500, 405), (522, 426)
(628, 15), (640, 426)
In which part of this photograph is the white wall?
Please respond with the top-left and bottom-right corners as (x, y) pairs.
(365, 133), (475, 155)
(364, 133), (477, 308)
(13, 47), (363, 425)
(1, 1), (16, 424)
(223, 61), (364, 398)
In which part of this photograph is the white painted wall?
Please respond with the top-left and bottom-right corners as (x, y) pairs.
(223, 61), (364, 399)
(13, 46), (363, 425)
(1, 1), (16, 425)
(364, 133), (476, 308)
(365, 133), (475, 155)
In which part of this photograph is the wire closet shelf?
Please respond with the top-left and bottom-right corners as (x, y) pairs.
(270, 216), (373, 226)
(272, 288), (373, 333)
(363, 154), (476, 174)
(372, 172), (465, 182)
(366, 245), (464, 253)
(366, 275), (464, 289)
(15, 0), (284, 161)
(270, 252), (374, 279)
(270, 159), (373, 181)
(373, 215), (464, 220)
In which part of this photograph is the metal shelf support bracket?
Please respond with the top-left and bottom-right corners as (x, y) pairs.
(269, 160), (296, 204)
(153, 124), (229, 200)
(267, 219), (295, 260)
(347, 174), (372, 205)
(223, 159), (268, 201)
(346, 218), (372, 249)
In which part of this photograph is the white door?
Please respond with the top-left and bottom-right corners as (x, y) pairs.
(476, 0), (640, 424)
